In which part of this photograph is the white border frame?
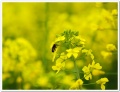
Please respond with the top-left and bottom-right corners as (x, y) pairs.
(118, 1), (119, 91)
(0, 0), (2, 91)
(0, 0), (119, 92)
(1, 0), (119, 2)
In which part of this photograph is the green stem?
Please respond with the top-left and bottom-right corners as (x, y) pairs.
(73, 71), (83, 74)
(105, 72), (117, 75)
(42, 3), (49, 70)
(72, 57), (81, 89)
(73, 57), (80, 79)
(83, 83), (96, 85)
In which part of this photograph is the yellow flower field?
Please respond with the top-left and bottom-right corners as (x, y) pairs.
(2, 2), (118, 90)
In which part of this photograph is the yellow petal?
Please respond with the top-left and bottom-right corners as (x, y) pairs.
(106, 44), (116, 52)
(101, 84), (105, 90)
(84, 76), (89, 80)
(89, 74), (92, 80)
(73, 47), (81, 52)
(67, 53), (72, 58)
(96, 77), (109, 85)
(66, 49), (72, 52)
(52, 66), (58, 70)
(92, 60), (95, 66)
(92, 70), (105, 76)
(84, 73), (92, 80)
(56, 70), (60, 74)
(56, 58), (63, 64)
(94, 63), (102, 69)
(60, 36), (65, 40)
(90, 54), (94, 60)
(76, 79), (83, 85)
(82, 49), (88, 53)
(73, 53), (78, 58)
(60, 52), (67, 60)
(82, 66), (89, 72)
(101, 78), (109, 82)
(84, 74), (89, 80)
(55, 36), (65, 42)
(96, 80), (100, 84)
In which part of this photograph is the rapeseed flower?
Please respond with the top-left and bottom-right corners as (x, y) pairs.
(52, 58), (65, 74)
(82, 64), (92, 80)
(55, 36), (65, 43)
(69, 79), (83, 89)
(66, 47), (81, 58)
(82, 49), (94, 60)
(106, 44), (116, 52)
(90, 60), (102, 69)
(82, 60), (102, 80)
(92, 69), (105, 76)
(96, 77), (109, 90)
(60, 52), (67, 60)
(101, 51), (112, 59)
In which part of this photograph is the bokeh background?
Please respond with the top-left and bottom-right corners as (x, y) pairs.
(2, 2), (118, 90)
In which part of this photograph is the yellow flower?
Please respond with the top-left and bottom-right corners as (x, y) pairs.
(60, 52), (67, 60)
(75, 36), (86, 42)
(101, 51), (112, 59)
(82, 61), (102, 80)
(90, 60), (102, 69)
(66, 47), (81, 58)
(52, 58), (65, 74)
(75, 36), (86, 46)
(106, 44), (116, 52)
(82, 49), (94, 60)
(82, 65), (92, 80)
(96, 77), (109, 90)
(69, 79), (83, 89)
(55, 36), (65, 43)
(92, 70), (105, 76)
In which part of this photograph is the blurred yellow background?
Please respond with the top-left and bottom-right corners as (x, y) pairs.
(2, 2), (118, 90)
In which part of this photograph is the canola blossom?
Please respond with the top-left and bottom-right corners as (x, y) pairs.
(106, 44), (116, 52)
(52, 58), (65, 74)
(66, 47), (81, 58)
(54, 36), (65, 43)
(82, 49), (94, 60)
(51, 30), (111, 90)
(60, 52), (68, 60)
(69, 79), (83, 89)
(96, 77), (109, 90)
(82, 61), (102, 80)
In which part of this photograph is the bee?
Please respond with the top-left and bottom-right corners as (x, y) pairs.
(52, 44), (57, 52)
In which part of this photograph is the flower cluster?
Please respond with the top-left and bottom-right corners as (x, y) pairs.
(2, 38), (50, 89)
(96, 77), (109, 90)
(52, 30), (85, 74)
(81, 46), (109, 90)
(52, 30), (109, 90)
(82, 60), (102, 80)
